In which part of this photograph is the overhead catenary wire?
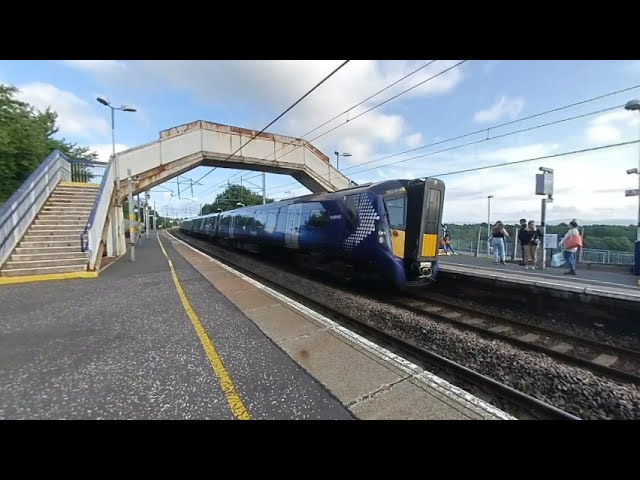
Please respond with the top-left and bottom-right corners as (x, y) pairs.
(191, 60), (351, 187)
(205, 60), (449, 195)
(198, 60), (468, 200)
(265, 90), (639, 198)
(427, 139), (640, 178)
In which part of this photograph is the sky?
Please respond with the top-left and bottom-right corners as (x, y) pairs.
(1, 59), (640, 225)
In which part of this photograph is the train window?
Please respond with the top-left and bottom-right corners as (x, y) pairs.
(276, 208), (287, 232)
(308, 208), (329, 228)
(425, 188), (442, 232)
(345, 195), (357, 230)
(265, 210), (277, 232)
(385, 197), (406, 230)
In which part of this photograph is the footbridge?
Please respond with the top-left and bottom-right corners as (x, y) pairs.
(0, 120), (352, 282)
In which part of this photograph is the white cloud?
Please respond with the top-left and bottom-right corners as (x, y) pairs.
(586, 109), (639, 144)
(586, 125), (621, 143)
(473, 95), (525, 123)
(62, 60), (127, 74)
(89, 143), (130, 162)
(64, 60), (468, 168)
(14, 82), (108, 139)
(438, 141), (639, 224)
(405, 132), (423, 148)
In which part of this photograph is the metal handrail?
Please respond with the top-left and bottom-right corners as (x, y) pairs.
(81, 160), (112, 253)
(0, 151), (70, 267)
(0, 150), (65, 226)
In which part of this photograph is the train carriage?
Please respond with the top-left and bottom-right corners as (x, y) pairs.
(180, 177), (445, 288)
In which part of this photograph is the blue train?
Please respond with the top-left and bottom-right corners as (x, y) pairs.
(179, 177), (445, 288)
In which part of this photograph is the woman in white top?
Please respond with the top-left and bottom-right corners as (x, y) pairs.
(559, 220), (580, 276)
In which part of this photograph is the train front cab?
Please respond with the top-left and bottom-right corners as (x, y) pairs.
(384, 178), (444, 287)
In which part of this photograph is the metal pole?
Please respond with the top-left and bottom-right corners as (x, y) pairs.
(637, 121), (640, 241)
(486, 196), (492, 255)
(135, 194), (140, 241)
(336, 152), (340, 171)
(110, 107), (119, 255)
(145, 192), (150, 239)
(541, 198), (547, 270)
(153, 201), (156, 230)
(475, 227), (481, 257)
(262, 172), (266, 204)
(127, 169), (135, 262)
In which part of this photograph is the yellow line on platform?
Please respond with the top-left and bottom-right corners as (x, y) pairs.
(0, 271), (98, 285)
(156, 233), (251, 420)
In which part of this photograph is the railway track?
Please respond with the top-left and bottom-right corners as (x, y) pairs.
(169, 229), (579, 420)
(381, 292), (640, 387)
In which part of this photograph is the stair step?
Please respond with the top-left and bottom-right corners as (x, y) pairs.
(54, 190), (98, 196)
(15, 245), (83, 254)
(25, 231), (84, 238)
(23, 234), (82, 242)
(38, 213), (90, 218)
(44, 198), (94, 208)
(10, 252), (89, 261)
(18, 240), (81, 248)
(52, 192), (97, 198)
(34, 219), (86, 225)
(42, 206), (92, 212)
(5, 258), (90, 269)
(0, 264), (88, 277)
(29, 225), (86, 232)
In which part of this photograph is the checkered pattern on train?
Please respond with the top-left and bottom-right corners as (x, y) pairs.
(343, 193), (380, 254)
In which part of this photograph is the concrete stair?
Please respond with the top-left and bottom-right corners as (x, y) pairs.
(0, 183), (99, 277)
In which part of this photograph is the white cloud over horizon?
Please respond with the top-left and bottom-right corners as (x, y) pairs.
(89, 143), (130, 162)
(62, 59), (468, 169)
(14, 82), (109, 139)
(7, 60), (637, 225)
(473, 95), (525, 124)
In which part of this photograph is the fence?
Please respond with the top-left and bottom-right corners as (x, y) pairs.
(70, 161), (107, 184)
(447, 238), (635, 267)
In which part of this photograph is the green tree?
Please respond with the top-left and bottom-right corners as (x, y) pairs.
(201, 183), (274, 214)
(0, 84), (98, 203)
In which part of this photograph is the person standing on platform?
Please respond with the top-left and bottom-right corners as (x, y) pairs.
(442, 232), (458, 255)
(490, 221), (509, 265)
(522, 220), (543, 270)
(518, 218), (528, 266)
(559, 220), (582, 276)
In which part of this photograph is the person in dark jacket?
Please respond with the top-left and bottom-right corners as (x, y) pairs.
(520, 220), (543, 269)
(517, 218), (528, 266)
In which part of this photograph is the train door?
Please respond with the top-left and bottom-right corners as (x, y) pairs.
(229, 215), (236, 238)
(422, 184), (444, 257)
(404, 178), (445, 264)
(285, 203), (302, 248)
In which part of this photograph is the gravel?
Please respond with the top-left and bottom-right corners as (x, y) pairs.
(421, 290), (640, 352)
(175, 232), (640, 420)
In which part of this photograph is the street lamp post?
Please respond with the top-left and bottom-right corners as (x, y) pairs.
(487, 195), (493, 255)
(624, 100), (640, 242)
(96, 96), (136, 256)
(536, 167), (554, 270)
(334, 151), (352, 171)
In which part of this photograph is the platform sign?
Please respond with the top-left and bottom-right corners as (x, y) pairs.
(544, 233), (558, 249)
